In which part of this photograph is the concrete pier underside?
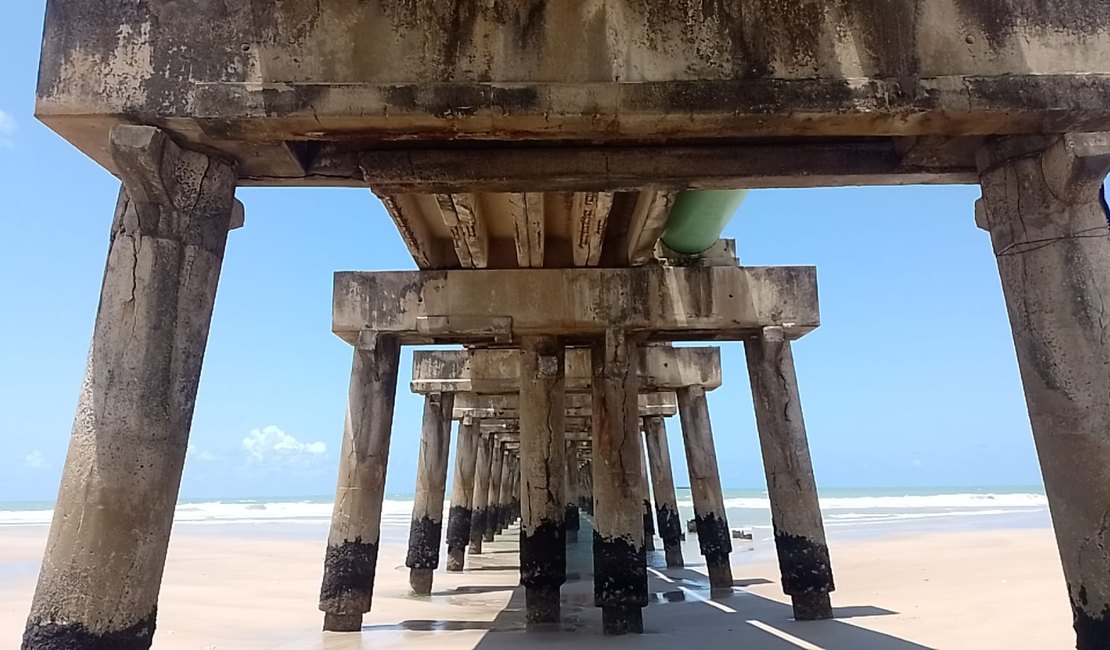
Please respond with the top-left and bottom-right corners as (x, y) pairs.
(26, 1), (1110, 647)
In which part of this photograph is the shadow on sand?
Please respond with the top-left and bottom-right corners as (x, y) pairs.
(357, 517), (936, 650)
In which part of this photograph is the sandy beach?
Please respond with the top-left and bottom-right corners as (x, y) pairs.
(0, 518), (1072, 650)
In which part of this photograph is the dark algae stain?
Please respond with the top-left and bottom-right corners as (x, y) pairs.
(320, 538), (379, 604)
(592, 532), (648, 607)
(695, 512), (732, 562)
(406, 516), (443, 569)
(1070, 582), (1110, 650)
(774, 530), (835, 595)
(445, 505), (472, 551)
(656, 504), (683, 543)
(521, 521), (566, 588)
(23, 611), (156, 650)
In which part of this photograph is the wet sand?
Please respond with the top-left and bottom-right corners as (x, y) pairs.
(0, 522), (1071, 649)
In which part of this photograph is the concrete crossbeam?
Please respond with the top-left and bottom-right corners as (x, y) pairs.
(412, 346), (723, 395)
(452, 392), (677, 419)
(334, 266), (818, 346)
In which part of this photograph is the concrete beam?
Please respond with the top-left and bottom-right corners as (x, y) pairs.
(435, 193), (488, 269)
(335, 266), (817, 346)
(37, 2), (1110, 183)
(411, 346), (723, 395)
(452, 392), (678, 419)
(509, 193), (545, 268)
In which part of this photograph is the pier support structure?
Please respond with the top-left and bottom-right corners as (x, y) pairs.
(565, 441), (582, 543)
(469, 431), (494, 555)
(592, 330), (649, 635)
(518, 337), (568, 626)
(639, 442), (656, 552)
(330, 263), (818, 635)
(977, 133), (1110, 648)
(746, 326), (834, 620)
(643, 416), (685, 568)
(319, 331), (402, 631)
(485, 438), (506, 542)
(406, 393), (456, 595)
(446, 417), (480, 571)
(23, 126), (239, 650)
(677, 386), (733, 590)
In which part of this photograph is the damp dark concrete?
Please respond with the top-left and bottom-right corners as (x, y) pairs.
(406, 516), (443, 570)
(22, 612), (157, 650)
(320, 538), (379, 606)
(774, 530), (835, 595)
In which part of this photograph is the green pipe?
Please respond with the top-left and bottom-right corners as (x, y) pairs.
(660, 190), (749, 255)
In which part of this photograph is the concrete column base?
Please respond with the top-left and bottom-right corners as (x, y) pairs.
(409, 569), (434, 595)
(446, 549), (466, 572)
(791, 592), (833, 621)
(664, 544), (684, 569)
(323, 612), (363, 632)
(602, 606), (644, 635)
(525, 586), (562, 627)
(707, 561), (734, 591)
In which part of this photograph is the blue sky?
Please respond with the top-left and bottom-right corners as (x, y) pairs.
(0, 4), (1049, 501)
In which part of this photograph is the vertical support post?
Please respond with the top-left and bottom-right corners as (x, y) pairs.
(518, 336), (567, 627)
(639, 431), (656, 552)
(485, 438), (505, 541)
(581, 455), (594, 515)
(496, 447), (513, 533)
(319, 331), (402, 632)
(23, 126), (238, 649)
(676, 386), (733, 590)
(591, 329), (648, 635)
(470, 431), (493, 554)
(565, 441), (582, 543)
(446, 417), (480, 571)
(746, 327), (834, 620)
(644, 416), (684, 568)
(406, 393), (456, 594)
(977, 133), (1110, 648)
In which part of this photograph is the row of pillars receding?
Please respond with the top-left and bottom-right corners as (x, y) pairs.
(318, 334), (834, 635)
(19, 125), (1110, 650)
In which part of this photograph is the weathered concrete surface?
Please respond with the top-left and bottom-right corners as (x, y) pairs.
(415, 345), (721, 395)
(565, 441), (582, 543)
(453, 391), (677, 419)
(469, 431), (493, 555)
(591, 330), (648, 635)
(518, 337), (567, 627)
(336, 266), (818, 345)
(644, 416), (684, 568)
(746, 327), (834, 621)
(676, 386), (733, 591)
(978, 133), (1110, 650)
(318, 332), (401, 632)
(22, 125), (238, 650)
(37, 1), (1110, 184)
(484, 438), (506, 542)
(446, 418), (480, 571)
(406, 393), (455, 594)
(639, 442), (656, 552)
(495, 446), (514, 535)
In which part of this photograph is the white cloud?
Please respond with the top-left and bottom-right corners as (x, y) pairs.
(242, 425), (326, 464)
(24, 451), (45, 469)
(0, 110), (15, 148)
(186, 443), (217, 462)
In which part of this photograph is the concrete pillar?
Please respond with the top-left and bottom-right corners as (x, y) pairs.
(580, 456), (594, 515)
(406, 393), (456, 594)
(639, 434), (656, 552)
(23, 126), (238, 650)
(564, 441), (581, 543)
(676, 386), (733, 590)
(644, 416), (684, 568)
(496, 445), (513, 533)
(508, 455), (521, 524)
(469, 431), (493, 554)
(319, 332), (402, 632)
(518, 337), (567, 627)
(446, 417), (480, 571)
(484, 439), (505, 541)
(591, 330), (648, 635)
(977, 134), (1110, 649)
(746, 327), (834, 620)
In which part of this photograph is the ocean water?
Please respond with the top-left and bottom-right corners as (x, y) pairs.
(0, 487), (1050, 542)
